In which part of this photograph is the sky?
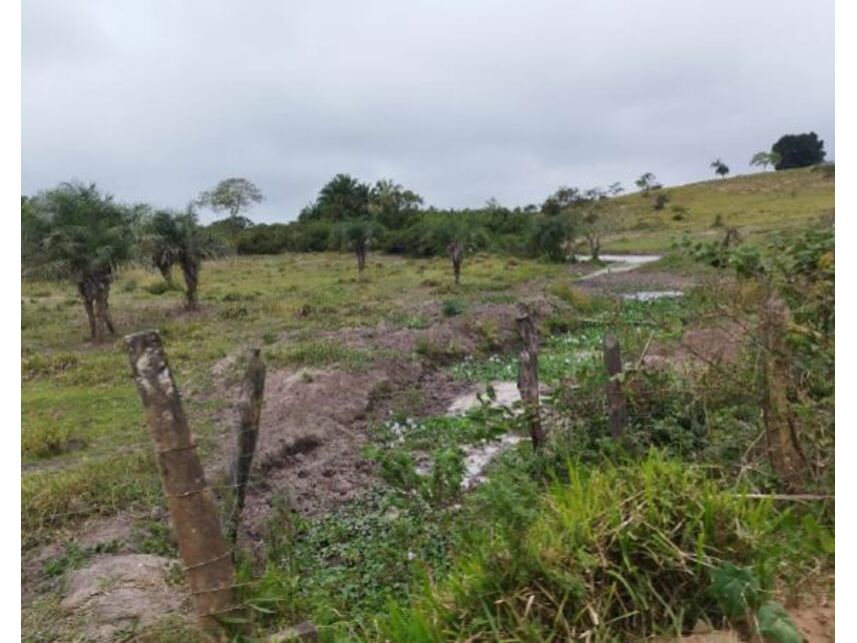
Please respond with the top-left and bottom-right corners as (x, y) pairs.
(22, 0), (834, 223)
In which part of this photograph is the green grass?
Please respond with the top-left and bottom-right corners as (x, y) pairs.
(599, 166), (834, 252)
(20, 252), (569, 545)
(370, 453), (832, 642)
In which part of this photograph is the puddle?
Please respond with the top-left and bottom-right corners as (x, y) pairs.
(577, 254), (663, 281)
(447, 381), (520, 415)
(460, 434), (525, 488)
(621, 290), (684, 302)
(426, 382), (532, 489)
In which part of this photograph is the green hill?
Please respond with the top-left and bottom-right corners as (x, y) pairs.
(602, 165), (834, 252)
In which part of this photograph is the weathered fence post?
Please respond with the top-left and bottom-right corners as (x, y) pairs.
(760, 295), (808, 491)
(227, 348), (266, 546)
(125, 330), (237, 637)
(603, 333), (629, 439)
(516, 304), (544, 449)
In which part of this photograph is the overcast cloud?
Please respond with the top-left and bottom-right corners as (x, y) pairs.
(22, 0), (834, 223)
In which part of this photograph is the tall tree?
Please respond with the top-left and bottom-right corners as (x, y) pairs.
(710, 158), (730, 179)
(310, 174), (371, 222)
(368, 179), (423, 229)
(143, 207), (226, 310)
(540, 186), (586, 261)
(197, 178), (264, 219)
(750, 151), (782, 171)
(771, 132), (826, 170)
(23, 182), (134, 341)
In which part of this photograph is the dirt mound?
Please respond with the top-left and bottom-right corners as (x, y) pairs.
(643, 321), (746, 374)
(60, 554), (188, 641)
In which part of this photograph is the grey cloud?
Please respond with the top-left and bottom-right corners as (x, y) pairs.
(23, 0), (834, 222)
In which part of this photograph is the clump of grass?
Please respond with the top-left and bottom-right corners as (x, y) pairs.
(22, 352), (79, 380)
(441, 299), (464, 317)
(22, 423), (78, 460)
(415, 337), (465, 364)
(145, 281), (183, 295)
(268, 340), (373, 369)
(373, 453), (830, 641)
(22, 452), (161, 548)
(548, 283), (595, 312)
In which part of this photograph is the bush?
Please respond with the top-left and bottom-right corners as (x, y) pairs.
(441, 299), (464, 317)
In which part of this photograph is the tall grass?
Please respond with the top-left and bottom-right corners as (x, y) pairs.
(371, 453), (830, 641)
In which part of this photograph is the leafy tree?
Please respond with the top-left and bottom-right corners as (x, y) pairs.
(541, 186), (586, 261)
(342, 219), (380, 272)
(143, 207), (226, 310)
(635, 172), (661, 195)
(530, 216), (571, 262)
(579, 188), (611, 260)
(302, 174), (370, 222)
(197, 178), (264, 219)
(771, 132), (826, 170)
(368, 179), (423, 229)
(23, 182), (134, 341)
(710, 159), (730, 178)
(749, 151), (782, 171)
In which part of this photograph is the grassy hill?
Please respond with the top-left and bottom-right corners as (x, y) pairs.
(601, 165), (834, 252)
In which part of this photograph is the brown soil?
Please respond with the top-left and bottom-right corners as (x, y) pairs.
(642, 319), (747, 374)
(208, 300), (550, 540)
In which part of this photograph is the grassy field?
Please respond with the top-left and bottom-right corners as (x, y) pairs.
(21, 170), (835, 641)
(21, 253), (572, 546)
(600, 165), (834, 252)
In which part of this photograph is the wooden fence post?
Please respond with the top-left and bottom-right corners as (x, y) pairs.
(516, 305), (544, 449)
(759, 295), (808, 491)
(125, 330), (237, 637)
(603, 333), (629, 439)
(227, 348), (266, 546)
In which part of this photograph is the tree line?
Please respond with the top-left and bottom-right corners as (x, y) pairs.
(21, 131), (827, 342)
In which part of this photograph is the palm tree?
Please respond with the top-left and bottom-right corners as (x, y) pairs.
(23, 182), (134, 341)
(342, 219), (379, 272)
(317, 174), (370, 221)
(144, 207), (225, 310)
(750, 151), (782, 171)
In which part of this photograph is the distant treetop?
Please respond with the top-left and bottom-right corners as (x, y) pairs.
(771, 132), (826, 170)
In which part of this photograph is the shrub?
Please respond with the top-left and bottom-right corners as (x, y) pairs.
(441, 299), (464, 317)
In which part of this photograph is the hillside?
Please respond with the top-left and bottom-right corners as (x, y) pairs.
(602, 165), (834, 252)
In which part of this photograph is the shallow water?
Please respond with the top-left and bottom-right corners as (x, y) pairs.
(621, 290), (684, 302)
(577, 254), (663, 281)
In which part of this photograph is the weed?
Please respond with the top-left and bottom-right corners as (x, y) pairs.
(441, 299), (464, 317)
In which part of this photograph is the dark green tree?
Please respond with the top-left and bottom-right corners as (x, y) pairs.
(342, 219), (380, 272)
(302, 174), (371, 222)
(771, 133), (826, 170)
(368, 179), (423, 229)
(23, 182), (135, 341)
(710, 159), (730, 178)
(143, 207), (226, 310)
